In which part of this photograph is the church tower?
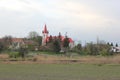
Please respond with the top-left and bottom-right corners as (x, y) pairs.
(42, 24), (49, 46)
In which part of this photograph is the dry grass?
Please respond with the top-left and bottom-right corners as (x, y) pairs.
(33, 54), (120, 64)
(1, 53), (120, 64)
(0, 54), (9, 59)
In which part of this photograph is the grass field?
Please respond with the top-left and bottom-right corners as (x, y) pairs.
(0, 63), (120, 80)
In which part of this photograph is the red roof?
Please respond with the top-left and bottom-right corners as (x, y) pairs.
(43, 36), (74, 43)
(59, 36), (73, 43)
(69, 38), (74, 43)
(12, 38), (24, 43)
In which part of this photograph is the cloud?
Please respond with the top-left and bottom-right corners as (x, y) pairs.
(0, 0), (120, 43)
(0, 0), (27, 12)
(0, 0), (117, 27)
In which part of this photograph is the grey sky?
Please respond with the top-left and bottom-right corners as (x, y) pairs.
(0, 0), (120, 44)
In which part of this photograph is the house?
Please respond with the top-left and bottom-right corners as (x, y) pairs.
(10, 38), (25, 49)
(111, 46), (120, 53)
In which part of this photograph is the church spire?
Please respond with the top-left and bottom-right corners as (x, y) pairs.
(42, 24), (49, 46)
(42, 24), (49, 34)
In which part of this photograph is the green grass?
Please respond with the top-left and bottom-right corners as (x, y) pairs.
(0, 63), (120, 80)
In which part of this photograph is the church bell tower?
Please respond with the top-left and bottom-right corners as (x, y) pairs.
(42, 24), (49, 46)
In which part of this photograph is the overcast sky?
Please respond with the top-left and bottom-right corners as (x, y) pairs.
(0, 0), (120, 44)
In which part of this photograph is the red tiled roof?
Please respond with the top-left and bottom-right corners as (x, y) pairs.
(12, 38), (24, 43)
(69, 38), (74, 43)
(43, 36), (74, 43)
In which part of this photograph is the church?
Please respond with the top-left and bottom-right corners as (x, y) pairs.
(41, 24), (75, 49)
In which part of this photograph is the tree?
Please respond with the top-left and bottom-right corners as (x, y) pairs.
(35, 36), (42, 46)
(53, 39), (61, 53)
(63, 36), (69, 48)
(63, 36), (70, 54)
(0, 42), (4, 53)
(58, 32), (62, 42)
(107, 42), (110, 46)
(28, 31), (42, 46)
(28, 31), (39, 39)
(110, 42), (113, 46)
(77, 43), (82, 50)
(2, 36), (12, 50)
(116, 43), (118, 47)
(83, 41), (111, 56)
(19, 47), (28, 59)
(49, 35), (53, 43)
(84, 42), (95, 55)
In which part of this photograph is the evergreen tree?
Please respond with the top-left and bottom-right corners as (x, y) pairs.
(110, 42), (113, 46)
(107, 42), (110, 46)
(49, 35), (53, 43)
(53, 39), (61, 53)
(63, 36), (69, 48)
(0, 42), (4, 53)
(77, 43), (82, 50)
(58, 32), (62, 42)
(116, 43), (118, 47)
(63, 35), (70, 54)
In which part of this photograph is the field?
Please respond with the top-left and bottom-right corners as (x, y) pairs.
(0, 53), (120, 80)
(0, 63), (120, 80)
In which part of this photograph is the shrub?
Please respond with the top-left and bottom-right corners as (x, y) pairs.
(9, 52), (19, 58)
(18, 47), (28, 58)
(99, 49), (109, 56)
(33, 57), (37, 62)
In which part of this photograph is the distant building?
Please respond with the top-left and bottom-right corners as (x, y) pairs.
(42, 24), (49, 46)
(41, 24), (75, 49)
(111, 46), (120, 53)
(10, 38), (25, 49)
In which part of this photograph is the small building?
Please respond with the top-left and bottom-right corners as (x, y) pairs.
(111, 46), (120, 53)
(10, 38), (25, 49)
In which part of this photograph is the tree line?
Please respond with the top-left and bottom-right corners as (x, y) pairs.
(0, 31), (119, 58)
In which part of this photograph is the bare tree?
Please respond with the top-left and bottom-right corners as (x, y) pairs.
(28, 31), (39, 39)
(2, 35), (12, 50)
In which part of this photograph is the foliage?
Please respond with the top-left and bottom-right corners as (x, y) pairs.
(110, 42), (114, 46)
(18, 47), (28, 58)
(116, 43), (118, 47)
(63, 36), (69, 48)
(8, 47), (28, 58)
(76, 43), (84, 55)
(28, 31), (42, 46)
(49, 35), (53, 43)
(33, 36), (42, 46)
(79, 42), (111, 56)
(0, 42), (4, 53)
(77, 43), (82, 51)
(62, 36), (70, 54)
(28, 31), (39, 39)
(0, 33), (116, 57)
(8, 52), (19, 58)
(99, 48), (109, 56)
(82, 42), (95, 55)
(27, 44), (36, 51)
(53, 39), (61, 53)
(2, 35), (12, 50)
